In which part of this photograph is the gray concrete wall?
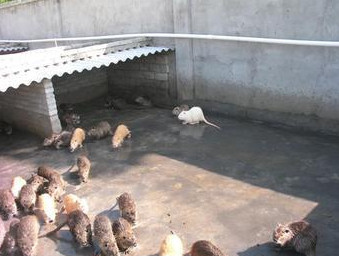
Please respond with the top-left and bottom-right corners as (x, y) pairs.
(0, 79), (61, 137)
(107, 51), (176, 103)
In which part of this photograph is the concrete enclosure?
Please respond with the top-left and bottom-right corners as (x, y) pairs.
(1, 0), (339, 133)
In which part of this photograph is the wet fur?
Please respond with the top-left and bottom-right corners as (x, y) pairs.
(0, 189), (17, 220)
(112, 125), (131, 148)
(70, 128), (86, 152)
(112, 218), (137, 252)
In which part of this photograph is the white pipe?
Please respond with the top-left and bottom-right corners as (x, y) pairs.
(1, 33), (339, 47)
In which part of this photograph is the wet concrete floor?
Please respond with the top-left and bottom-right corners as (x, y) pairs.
(0, 106), (338, 256)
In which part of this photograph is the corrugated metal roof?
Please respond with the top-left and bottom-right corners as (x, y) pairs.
(0, 45), (171, 92)
(0, 46), (28, 55)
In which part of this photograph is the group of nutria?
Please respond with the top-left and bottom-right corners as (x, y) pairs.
(0, 102), (318, 256)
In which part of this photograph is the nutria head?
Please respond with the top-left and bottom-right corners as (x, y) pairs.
(178, 111), (188, 121)
(273, 223), (294, 247)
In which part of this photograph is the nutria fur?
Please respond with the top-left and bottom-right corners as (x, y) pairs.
(112, 125), (131, 149)
(27, 175), (45, 193)
(105, 97), (128, 110)
(112, 217), (137, 252)
(87, 121), (112, 140)
(10, 176), (27, 199)
(0, 218), (5, 249)
(114, 193), (137, 225)
(190, 240), (225, 256)
(70, 128), (86, 152)
(1, 219), (19, 256)
(159, 233), (183, 256)
(16, 215), (40, 256)
(134, 96), (152, 107)
(37, 166), (65, 201)
(37, 194), (56, 224)
(0, 189), (17, 220)
(172, 105), (189, 116)
(77, 156), (91, 183)
(63, 194), (89, 214)
(273, 220), (317, 256)
(62, 112), (81, 131)
(93, 215), (120, 256)
(19, 184), (36, 213)
(43, 131), (72, 149)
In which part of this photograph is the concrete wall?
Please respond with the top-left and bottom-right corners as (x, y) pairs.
(52, 68), (108, 104)
(0, 79), (61, 137)
(107, 51), (176, 103)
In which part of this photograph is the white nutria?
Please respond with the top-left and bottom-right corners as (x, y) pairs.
(159, 233), (183, 256)
(37, 193), (56, 224)
(273, 220), (317, 256)
(178, 106), (220, 129)
(70, 128), (86, 152)
(62, 194), (89, 214)
(10, 176), (27, 199)
(112, 124), (131, 148)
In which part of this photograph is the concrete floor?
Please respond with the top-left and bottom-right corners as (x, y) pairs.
(0, 105), (339, 256)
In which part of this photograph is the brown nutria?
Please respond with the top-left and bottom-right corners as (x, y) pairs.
(27, 175), (45, 193)
(19, 184), (36, 213)
(159, 233), (183, 256)
(0, 218), (5, 249)
(111, 193), (137, 225)
(0, 121), (12, 135)
(112, 125), (131, 149)
(105, 97), (128, 110)
(77, 156), (91, 183)
(62, 194), (89, 214)
(43, 131), (72, 149)
(62, 112), (81, 131)
(0, 219), (20, 256)
(0, 189), (17, 220)
(39, 210), (92, 248)
(93, 215), (120, 256)
(172, 105), (190, 116)
(36, 194), (56, 224)
(16, 215), (40, 256)
(37, 166), (65, 201)
(273, 220), (317, 256)
(70, 128), (86, 152)
(190, 240), (225, 256)
(42, 133), (59, 147)
(10, 176), (27, 199)
(112, 217), (137, 252)
(87, 121), (112, 140)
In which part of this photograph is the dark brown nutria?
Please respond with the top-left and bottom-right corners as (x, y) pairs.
(112, 217), (137, 252)
(172, 105), (190, 116)
(39, 209), (92, 248)
(191, 240), (225, 256)
(19, 184), (36, 213)
(115, 193), (137, 225)
(0, 218), (5, 250)
(273, 220), (317, 256)
(27, 175), (45, 193)
(87, 121), (112, 140)
(37, 166), (65, 201)
(93, 215), (120, 256)
(0, 219), (20, 256)
(16, 215), (40, 256)
(0, 121), (12, 135)
(37, 166), (63, 183)
(0, 189), (18, 220)
(77, 156), (91, 183)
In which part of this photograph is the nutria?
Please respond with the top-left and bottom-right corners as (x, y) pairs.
(134, 96), (152, 107)
(112, 125), (131, 149)
(105, 97), (128, 110)
(172, 105), (189, 116)
(190, 240), (225, 256)
(62, 112), (81, 131)
(159, 233), (183, 256)
(39, 209), (92, 248)
(10, 176), (27, 199)
(0, 218), (5, 249)
(70, 128), (86, 152)
(43, 131), (72, 149)
(62, 194), (89, 214)
(0, 121), (12, 135)
(16, 215), (40, 256)
(19, 184), (36, 213)
(273, 220), (317, 256)
(37, 166), (65, 201)
(93, 215), (120, 256)
(112, 217), (137, 252)
(0, 219), (19, 256)
(27, 175), (45, 193)
(111, 193), (137, 225)
(37, 194), (56, 224)
(178, 107), (220, 129)
(0, 189), (17, 220)
(77, 156), (91, 183)
(87, 121), (112, 140)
